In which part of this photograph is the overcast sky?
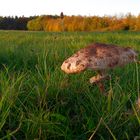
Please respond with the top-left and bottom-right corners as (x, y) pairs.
(0, 0), (140, 17)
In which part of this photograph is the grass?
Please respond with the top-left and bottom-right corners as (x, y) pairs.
(0, 30), (139, 139)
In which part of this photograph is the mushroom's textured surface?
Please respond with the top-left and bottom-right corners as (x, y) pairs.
(61, 43), (137, 73)
(61, 43), (138, 85)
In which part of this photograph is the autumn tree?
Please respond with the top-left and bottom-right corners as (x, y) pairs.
(135, 14), (140, 31)
(27, 17), (43, 31)
(25, 13), (140, 32)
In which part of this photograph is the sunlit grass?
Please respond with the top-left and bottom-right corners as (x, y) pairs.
(0, 30), (139, 139)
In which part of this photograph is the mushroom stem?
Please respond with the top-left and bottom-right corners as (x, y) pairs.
(89, 74), (108, 84)
(96, 82), (105, 94)
(89, 70), (109, 95)
(89, 70), (109, 84)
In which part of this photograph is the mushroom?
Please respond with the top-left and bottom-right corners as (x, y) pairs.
(61, 43), (138, 94)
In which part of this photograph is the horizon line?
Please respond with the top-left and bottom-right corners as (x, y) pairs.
(0, 12), (140, 18)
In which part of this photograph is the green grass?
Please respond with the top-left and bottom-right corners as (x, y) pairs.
(0, 30), (140, 139)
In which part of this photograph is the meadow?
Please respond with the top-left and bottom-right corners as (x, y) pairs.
(0, 30), (140, 140)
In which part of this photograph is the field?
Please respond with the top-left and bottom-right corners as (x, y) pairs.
(0, 30), (140, 140)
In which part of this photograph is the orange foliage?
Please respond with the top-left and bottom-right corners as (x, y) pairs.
(27, 13), (140, 32)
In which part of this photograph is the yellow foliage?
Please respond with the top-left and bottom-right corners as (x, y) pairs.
(27, 14), (139, 32)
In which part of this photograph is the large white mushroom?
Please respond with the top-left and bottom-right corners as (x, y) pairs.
(61, 43), (138, 93)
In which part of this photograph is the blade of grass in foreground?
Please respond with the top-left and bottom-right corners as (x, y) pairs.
(88, 117), (117, 140)
(0, 67), (26, 138)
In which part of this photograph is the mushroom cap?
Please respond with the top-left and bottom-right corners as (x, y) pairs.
(61, 43), (138, 74)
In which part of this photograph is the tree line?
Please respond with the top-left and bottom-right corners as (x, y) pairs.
(27, 13), (140, 31)
(0, 16), (36, 30)
(1, 13), (140, 31)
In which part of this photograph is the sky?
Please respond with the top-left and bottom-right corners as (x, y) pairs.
(0, 0), (140, 17)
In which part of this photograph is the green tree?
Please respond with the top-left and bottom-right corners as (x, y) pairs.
(27, 17), (43, 31)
